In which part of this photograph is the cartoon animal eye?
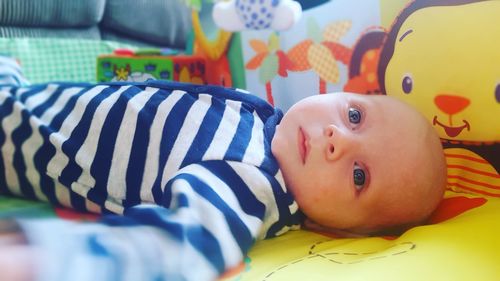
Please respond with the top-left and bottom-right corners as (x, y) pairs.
(495, 83), (500, 103)
(348, 108), (362, 124)
(402, 75), (413, 94)
(353, 163), (366, 191)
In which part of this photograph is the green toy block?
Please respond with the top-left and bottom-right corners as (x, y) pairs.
(97, 55), (208, 84)
(97, 55), (175, 82)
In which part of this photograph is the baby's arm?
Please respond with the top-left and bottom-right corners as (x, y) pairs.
(6, 161), (271, 281)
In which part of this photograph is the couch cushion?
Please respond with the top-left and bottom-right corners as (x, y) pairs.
(0, 0), (105, 27)
(100, 0), (192, 48)
(0, 26), (100, 40)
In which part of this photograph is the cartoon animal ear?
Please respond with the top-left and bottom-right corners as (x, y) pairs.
(213, 0), (302, 31)
(348, 29), (386, 80)
(343, 28), (387, 95)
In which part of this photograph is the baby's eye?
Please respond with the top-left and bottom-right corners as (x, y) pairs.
(353, 163), (366, 191)
(348, 108), (362, 124)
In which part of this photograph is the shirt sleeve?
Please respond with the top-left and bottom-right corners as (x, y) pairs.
(0, 56), (30, 86)
(17, 160), (275, 281)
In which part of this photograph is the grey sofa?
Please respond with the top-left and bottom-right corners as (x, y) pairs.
(0, 0), (193, 48)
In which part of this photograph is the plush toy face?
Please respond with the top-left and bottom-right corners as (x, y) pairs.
(382, 1), (500, 142)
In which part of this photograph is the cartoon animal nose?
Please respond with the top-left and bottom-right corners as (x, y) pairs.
(434, 94), (470, 115)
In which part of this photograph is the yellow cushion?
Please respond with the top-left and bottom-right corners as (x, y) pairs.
(223, 191), (500, 280)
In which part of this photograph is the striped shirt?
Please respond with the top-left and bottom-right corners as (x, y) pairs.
(0, 78), (302, 281)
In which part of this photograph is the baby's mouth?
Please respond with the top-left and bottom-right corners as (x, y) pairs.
(432, 116), (470, 138)
(298, 127), (309, 164)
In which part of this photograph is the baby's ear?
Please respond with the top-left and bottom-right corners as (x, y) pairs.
(302, 219), (369, 238)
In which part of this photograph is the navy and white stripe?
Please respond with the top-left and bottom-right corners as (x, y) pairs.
(0, 56), (30, 86)
(0, 59), (302, 281)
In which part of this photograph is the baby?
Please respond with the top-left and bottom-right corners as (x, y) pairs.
(0, 57), (446, 281)
(272, 93), (446, 236)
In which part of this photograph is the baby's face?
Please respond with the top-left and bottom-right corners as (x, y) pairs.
(272, 93), (445, 233)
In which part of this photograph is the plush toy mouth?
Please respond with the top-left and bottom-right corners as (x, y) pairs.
(433, 116), (470, 138)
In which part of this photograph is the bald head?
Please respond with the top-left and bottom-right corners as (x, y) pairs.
(354, 98), (447, 235)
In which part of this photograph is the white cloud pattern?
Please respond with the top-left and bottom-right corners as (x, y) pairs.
(213, 0), (302, 31)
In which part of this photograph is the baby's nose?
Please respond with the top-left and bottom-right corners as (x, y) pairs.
(324, 125), (345, 161)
